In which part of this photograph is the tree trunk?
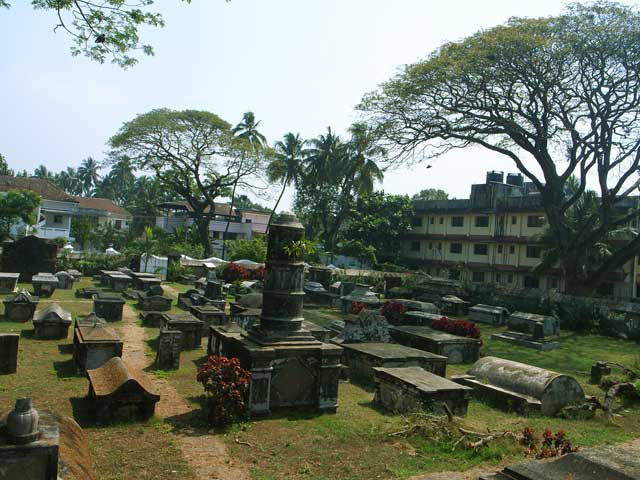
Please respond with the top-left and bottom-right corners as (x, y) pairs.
(221, 156), (245, 259)
(267, 179), (288, 235)
(194, 215), (212, 257)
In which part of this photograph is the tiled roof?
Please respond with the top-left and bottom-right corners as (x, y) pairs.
(73, 196), (131, 217)
(0, 176), (77, 203)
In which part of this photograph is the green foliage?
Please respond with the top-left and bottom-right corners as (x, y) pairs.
(70, 216), (95, 250)
(337, 239), (377, 267)
(233, 194), (270, 212)
(282, 239), (315, 260)
(65, 253), (129, 276)
(225, 237), (267, 263)
(0, 153), (14, 176)
(0, 189), (41, 239)
(412, 188), (449, 201)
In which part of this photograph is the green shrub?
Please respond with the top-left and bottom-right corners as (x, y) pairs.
(226, 238), (266, 263)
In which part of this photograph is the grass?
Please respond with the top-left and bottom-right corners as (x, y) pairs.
(3, 280), (640, 480)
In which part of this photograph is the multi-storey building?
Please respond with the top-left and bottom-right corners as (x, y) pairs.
(401, 171), (639, 298)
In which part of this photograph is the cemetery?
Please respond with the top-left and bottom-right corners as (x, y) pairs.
(4, 2), (640, 479)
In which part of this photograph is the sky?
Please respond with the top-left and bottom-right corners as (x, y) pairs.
(0, 0), (632, 209)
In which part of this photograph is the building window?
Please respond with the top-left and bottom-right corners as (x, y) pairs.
(524, 276), (540, 288)
(509, 245), (515, 254)
(451, 216), (464, 227)
(450, 243), (462, 254)
(507, 274), (514, 283)
(449, 269), (460, 280)
(114, 220), (122, 230)
(428, 242), (433, 250)
(437, 242), (442, 250)
(244, 218), (252, 223)
(410, 241), (421, 252)
(475, 216), (489, 227)
(512, 216), (517, 225)
(430, 217), (434, 225)
(550, 277), (558, 289)
(411, 216), (422, 227)
(472, 271), (485, 283)
(526, 245), (542, 258)
(53, 215), (63, 224)
(473, 244), (488, 255)
(497, 245), (503, 254)
(496, 273), (502, 283)
(439, 217), (444, 225)
(527, 215), (545, 228)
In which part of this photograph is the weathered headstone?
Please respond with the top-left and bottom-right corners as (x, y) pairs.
(138, 291), (172, 312)
(469, 304), (510, 326)
(33, 303), (72, 340)
(0, 273), (19, 293)
(32, 273), (58, 298)
(204, 280), (223, 300)
(389, 325), (481, 364)
(190, 304), (226, 327)
(163, 313), (204, 349)
(3, 289), (39, 322)
(439, 295), (470, 316)
(334, 309), (392, 344)
(93, 293), (125, 322)
(492, 311), (561, 350)
(589, 361), (612, 385)
(0, 333), (19, 374)
(155, 329), (182, 370)
(54, 271), (74, 290)
(73, 316), (123, 373)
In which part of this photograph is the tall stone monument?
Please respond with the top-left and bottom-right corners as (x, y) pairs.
(211, 213), (342, 415)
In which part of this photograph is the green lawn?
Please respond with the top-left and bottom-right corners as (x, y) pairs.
(2, 282), (640, 480)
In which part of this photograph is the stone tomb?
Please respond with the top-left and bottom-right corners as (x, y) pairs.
(439, 295), (470, 316)
(212, 213), (342, 415)
(136, 276), (162, 292)
(340, 284), (383, 314)
(99, 270), (121, 288)
(340, 342), (447, 383)
(401, 311), (443, 326)
(139, 311), (167, 328)
(3, 289), (39, 322)
(0, 273), (19, 293)
(492, 311), (561, 350)
(33, 303), (72, 340)
(32, 273), (58, 298)
(138, 290), (172, 312)
(93, 293), (125, 322)
(54, 271), (75, 290)
(395, 299), (440, 314)
(107, 273), (132, 292)
(389, 325), (481, 364)
(302, 320), (331, 343)
(67, 269), (82, 281)
(73, 317), (123, 373)
(204, 280), (223, 300)
(469, 304), (510, 326)
(86, 357), (160, 423)
(155, 329), (182, 370)
(452, 356), (585, 415)
(162, 313), (204, 349)
(333, 309), (392, 344)
(374, 367), (471, 416)
(190, 304), (227, 327)
(75, 287), (100, 299)
(0, 334), (19, 374)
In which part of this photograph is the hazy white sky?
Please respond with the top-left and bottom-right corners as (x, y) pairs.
(0, 1), (631, 208)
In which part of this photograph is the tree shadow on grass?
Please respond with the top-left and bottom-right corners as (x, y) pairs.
(53, 358), (79, 378)
(58, 343), (74, 354)
(19, 328), (34, 339)
(69, 396), (96, 428)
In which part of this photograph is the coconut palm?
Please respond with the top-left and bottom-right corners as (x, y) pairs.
(346, 122), (385, 196)
(77, 157), (101, 196)
(33, 165), (52, 178)
(267, 133), (305, 227)
(304, 127), (345, 182)
(55, 167), (82, 195)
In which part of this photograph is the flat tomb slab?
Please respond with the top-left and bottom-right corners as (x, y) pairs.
(491, 331), (560, 351)
(341, 342), (446, 382)
(0, 273), (19, 293)
(389, 325), (480, 364)
(373, 366), (471, 416)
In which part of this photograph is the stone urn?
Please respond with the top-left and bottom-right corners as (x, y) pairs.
(6, 398), (40, 444)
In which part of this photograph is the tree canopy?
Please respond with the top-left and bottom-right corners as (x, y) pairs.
(0, 189), (42, 239)
(361, 1), (640, 293)
(412, 188), (449, 201)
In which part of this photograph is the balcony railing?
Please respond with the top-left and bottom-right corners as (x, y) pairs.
(35, 226), (71, 239)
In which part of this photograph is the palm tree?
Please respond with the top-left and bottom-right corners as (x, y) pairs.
(55, 167), (82, 195)
(304, 127), (344, 182)
(77, 157), (101, 196)
(33, 165), (52, 178)
(267, 133), (305, 228)
(222, 111), (266, 257)
(346, 122), (385, 196)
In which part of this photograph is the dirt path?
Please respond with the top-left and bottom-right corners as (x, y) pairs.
(120, 305), (250, 480)
(162, 284), (180, 298)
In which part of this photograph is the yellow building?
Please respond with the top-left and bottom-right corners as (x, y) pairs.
(401, 172), (638, 298)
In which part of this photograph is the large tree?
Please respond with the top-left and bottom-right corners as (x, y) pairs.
(77, 157), (101, 196)
(0, 154), (14, 176)
(362, 1), (640, 294)
(0, 190), (41, 239)
(413, 189), (449, 201)
(109, 108), (265, 255)
(267, 132), (305, 228)
(1, 0), (197, 68)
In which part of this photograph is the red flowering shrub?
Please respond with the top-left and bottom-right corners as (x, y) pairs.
(431, 316), (481, 340)
(351, 301), (367, 315)
(196, 355), (251, 426)
(249, 265), (266, 281)
(381, 301), (406, 325)
(521, 427), (577, 459)
(222, 263), (250, 283)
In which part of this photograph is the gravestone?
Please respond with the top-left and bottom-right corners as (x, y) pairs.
(589, 361), (612, 385)
(211, 212), (342, 415)
(33, 303), (72, 340)
(3, 289), (39, 322)
(0, 273), (19, 293)
(67, 269), (82, 281)
(1, 236), (58, 282)
(452, 356), (585, 415)
(32, 273), (58, 298)
(93, 293), (125, 322)
(492, 311), (561, 350)
(99, 270), (121, 288)
(439, 295), (470, 316)
(190, 304), (226, 327)
(73, 316), (123, 373)
(54, 271), (74, 290)
(401, 311), (443, 326)
(389, 325), (481, 364)
(204, 280), (223, 300)
(75, 287), (99, 299)
(308, 266), (333, 289)
(108, 274), (132, 292)
(155, 329), (183, 370)
(86, 357), (160, 423)
(0, 334), (19, 374)
(334, 309), (392, 344)
(395, 299), (440, 314)
(340, 342), (447, 383)
(139, 311), (166, 328)
(163, 313), (204, 349)
(137, 276), (162, 292)
(469, 304), (510, 326)
(340, 284), (383, 314)
(339, 281), (357, 297)
(138, 291), (172, 312)
(374, 367), (472, 416)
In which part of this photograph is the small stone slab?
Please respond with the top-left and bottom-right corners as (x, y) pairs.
(374, 366), (471, 416)
(75, 287), (100, 299)
(401, 311), (443, 326)
(108, 273), (132, 292)
(491, 331), (561, 350)
(0, 333), (19, 374)
(340, 342), (446, 383)
(32, 273), (58, 298)
(439, 295), (470, 316)
(395, 299), (440, 314)
(93, 293), (125, 322)
(389, 325), (481, 364)
(0, 273), (19, 293)
(469, 304), (509, 326)
(507, 311), (560, 337)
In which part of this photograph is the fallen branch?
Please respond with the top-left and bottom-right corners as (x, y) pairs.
(234, 437), (254, 447)
(457, 427), (518, 449)
(607, 362), (640, 380)
(603, 382), (637, 418)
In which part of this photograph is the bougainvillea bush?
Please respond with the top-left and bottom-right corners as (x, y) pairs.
(196, 355), (251, 426)
(351, 301), (367, 315)
(249, 265), (266, 281)
(431, 316), (481, 340)
(222, 263), (250, 283)
(381, 300), (406, 325)
(521, 427), (577, 459)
